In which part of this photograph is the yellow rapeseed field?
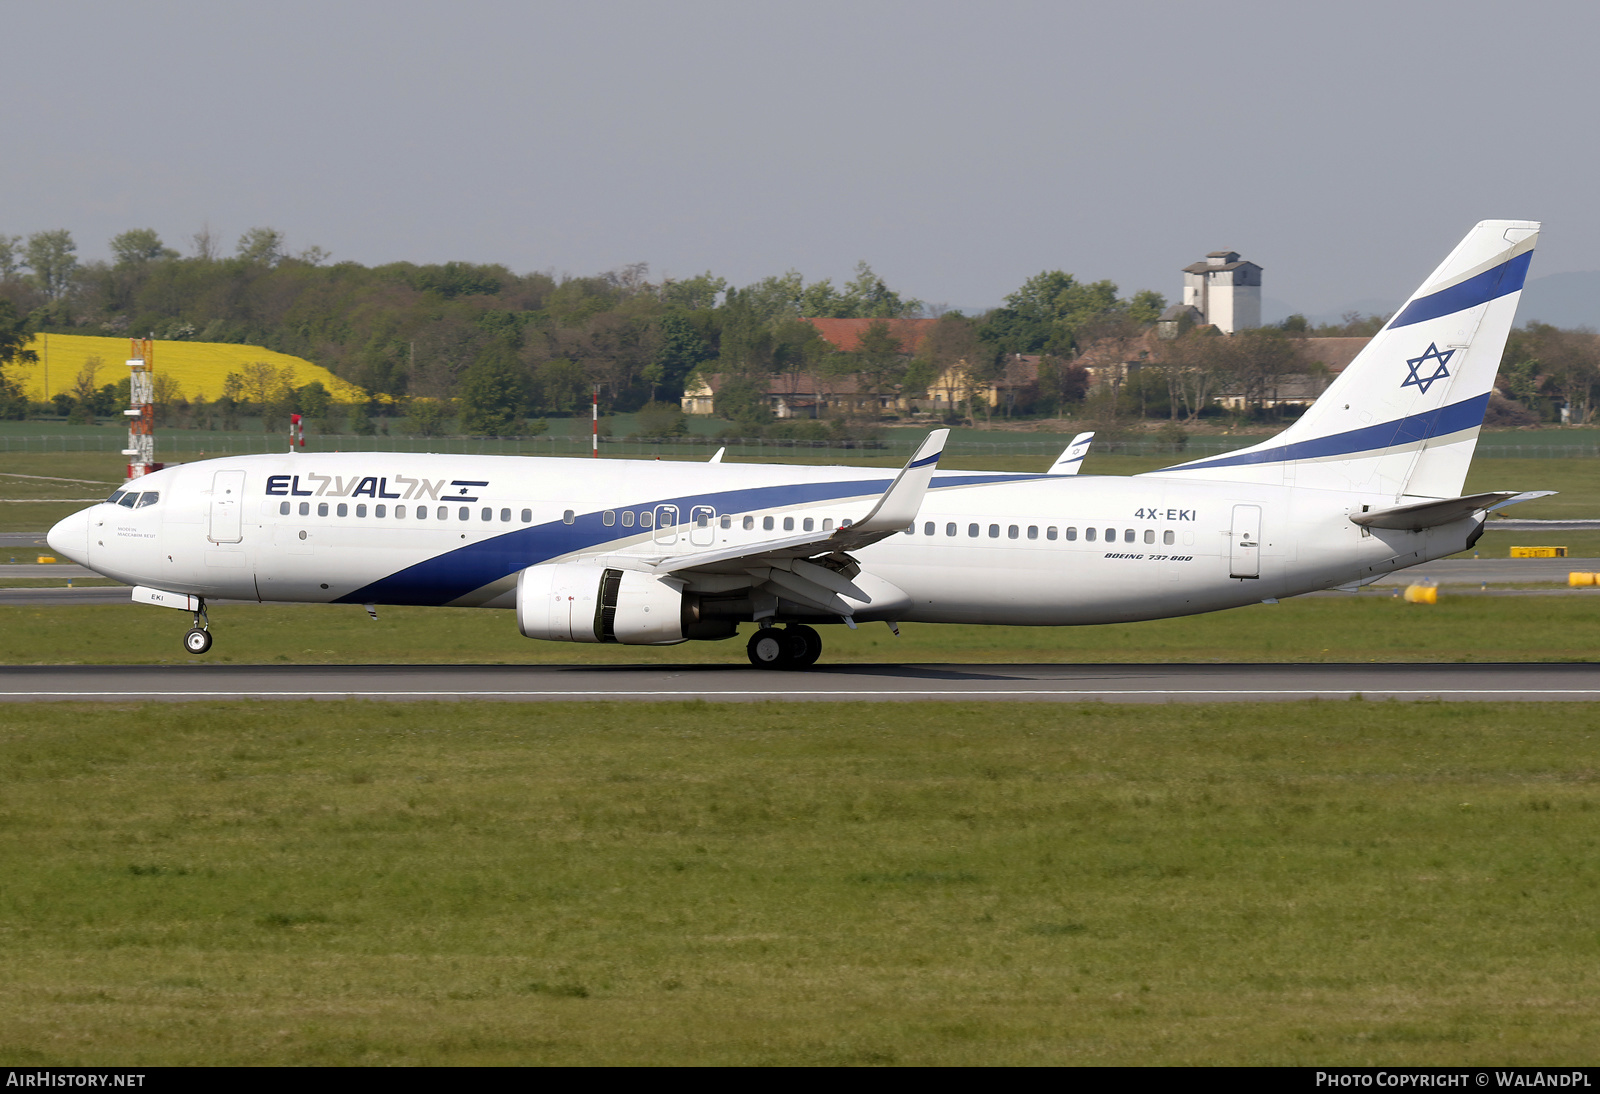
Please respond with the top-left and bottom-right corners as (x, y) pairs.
(10, 333), (364, 403)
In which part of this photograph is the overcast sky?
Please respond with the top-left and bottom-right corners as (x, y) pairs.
(5, 1), (1594, 318)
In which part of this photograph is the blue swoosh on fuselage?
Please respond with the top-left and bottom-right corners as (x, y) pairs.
(336, 472), (1042, 606)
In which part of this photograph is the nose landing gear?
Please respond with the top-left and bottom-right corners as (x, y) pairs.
(746, 624), (822, 670)
(184, 599), (212, 655)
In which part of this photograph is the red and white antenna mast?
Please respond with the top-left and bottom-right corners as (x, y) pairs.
(289, 413), (304, 451)
(592, 385), (599, 458)
(122, 337), (160, 481)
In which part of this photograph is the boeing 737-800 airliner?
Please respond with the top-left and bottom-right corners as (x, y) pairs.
(47, 221), (1546, 669)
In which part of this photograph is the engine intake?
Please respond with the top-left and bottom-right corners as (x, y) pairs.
(516, 562), (689, 645)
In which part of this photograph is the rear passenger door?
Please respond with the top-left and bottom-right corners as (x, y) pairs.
(1229, 504), (1261, 579)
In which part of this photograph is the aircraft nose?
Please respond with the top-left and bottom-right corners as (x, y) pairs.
(47, 508), (92, 567)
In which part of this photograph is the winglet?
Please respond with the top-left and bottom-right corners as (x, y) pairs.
(1048, 431), (1095, 475)
(848, 428), (948, 533)
(708, 447), (725, 464)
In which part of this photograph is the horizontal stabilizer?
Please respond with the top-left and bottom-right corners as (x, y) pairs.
(1351, 491), (1523, 531)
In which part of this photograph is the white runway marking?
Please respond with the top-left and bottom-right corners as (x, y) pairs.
(7, 688), (1600, 701)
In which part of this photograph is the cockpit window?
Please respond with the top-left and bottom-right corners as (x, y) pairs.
(106, 490), (126, 505)
(134, 491), (159, 508)
(118, 492), (138, 508)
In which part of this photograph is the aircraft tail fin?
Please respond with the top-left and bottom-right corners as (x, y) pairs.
(1048, 432), (1095, 475)
(1146, 220), (1538, 499)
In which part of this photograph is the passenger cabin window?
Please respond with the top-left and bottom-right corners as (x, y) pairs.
(337, 503), (348, 518)
(1046, 527), (1057, 541)
(279, 501), (291, 515)
(376, 505), (387, 518)
(802, 517), (814, 532)
(621, 510), (634, 528)
(483, 507), (493, 521)
(640, 511), (654, 528)
(946, 523), (957, 536)
(823, 518), (834, 531)
(720, 515), (731, 529)
(356, 504), (368, 518)
(1164, 530), (1175, 545)
(1124, 529), (1135, 543)
(317, 502), (329, 517)
(763, 516), (775, 531)
(501, 508), (511, 522)
(521, 509), (532, 523)
(1085, 528), (1096, 542)
(603, 510), (616, 527)
(743, 516), (754, 530)
(396, 505), (407, 518)
(1065, 527), (1076, 541)
(1007, 525), (1019, 539)
(438, 506), (449, 520)
(1144, 529), (1155, 544)
(988, 524), (1000, 538)
(1104, 527), (1114, 542)
(458, 507), (470, 521)
(968, 523), (979, 538)
(299, 502), (311, 516)
(925, 522), (935, 536)
(562, 510), (575, 525)
(783, 517), (795, 531)
(417, 506), (427, 520)
(1027, 526), (1038, 540)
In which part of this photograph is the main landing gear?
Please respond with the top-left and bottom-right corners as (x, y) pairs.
(184, 599), (212, 656)
(746, 624), (822, 670)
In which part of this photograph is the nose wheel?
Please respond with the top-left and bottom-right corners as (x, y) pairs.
(746, 624), (822, 670)
(184, 599), (212, 656)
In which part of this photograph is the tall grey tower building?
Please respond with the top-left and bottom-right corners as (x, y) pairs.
(1181, 251), (1262, 333)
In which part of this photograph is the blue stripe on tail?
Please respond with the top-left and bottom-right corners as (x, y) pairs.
(1163, 392), (1490, 473)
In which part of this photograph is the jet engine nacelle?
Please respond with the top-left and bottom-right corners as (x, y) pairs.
(516, 562), (687, 644)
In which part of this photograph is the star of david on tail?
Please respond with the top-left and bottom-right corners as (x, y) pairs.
(1402, 343), (1454, 395)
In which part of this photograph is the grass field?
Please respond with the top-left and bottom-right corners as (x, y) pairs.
(9, 333), (361, 403)
(0, 700), (1596, 1065)
(2, 594), (1598, 666)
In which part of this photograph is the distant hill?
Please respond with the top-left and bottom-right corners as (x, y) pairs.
(1517, 271), (1600, 329)
(10, 335), (363, 403)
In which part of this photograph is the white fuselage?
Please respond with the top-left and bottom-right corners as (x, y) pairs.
(60, 452), (1474, 629)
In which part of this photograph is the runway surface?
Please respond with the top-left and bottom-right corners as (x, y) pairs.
(2, 662), (1597, 702)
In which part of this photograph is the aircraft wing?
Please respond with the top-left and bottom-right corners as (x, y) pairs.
(627, 429), (948, 616)
(1350, 490), (1553, 531)
(1047, 431), (1095, 474)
